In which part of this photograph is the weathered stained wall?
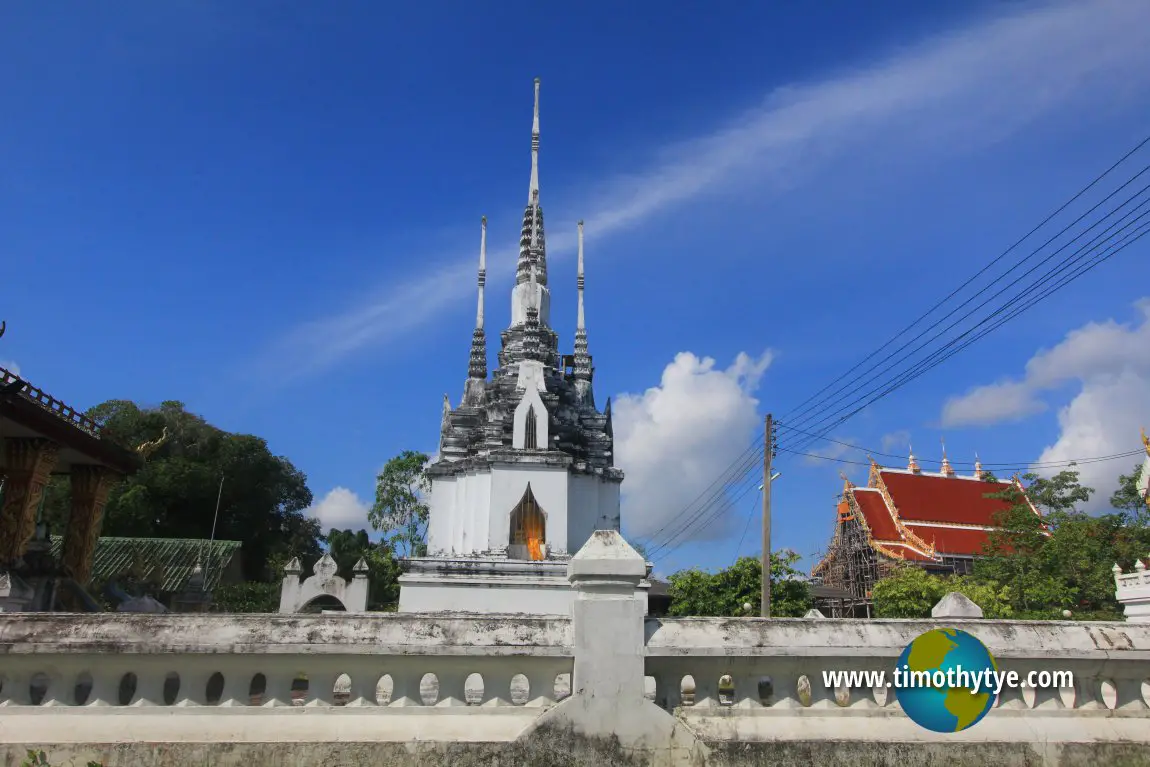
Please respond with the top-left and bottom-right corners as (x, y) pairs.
(0, 611), (573, 655)
(6, 735), (1150, 767)
(4, 532), (1150, 767)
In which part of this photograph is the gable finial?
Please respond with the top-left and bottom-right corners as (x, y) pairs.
(940, 437), (955, 477)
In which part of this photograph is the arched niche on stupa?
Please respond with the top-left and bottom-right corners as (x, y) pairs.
(508, 483), (547, 561)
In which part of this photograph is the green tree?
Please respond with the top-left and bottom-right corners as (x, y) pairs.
(1111, 462), (1149, 521)
(871, 565), (946, 618)
(871, 566), (1012, 619)
(667, 551), (812, 617)
(51, 400), (323, 582)
(370, 450), (430, 558)
(976, 470), (1091, 614)
(210, 581), (280, 613)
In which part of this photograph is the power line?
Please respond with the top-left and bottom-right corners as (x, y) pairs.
(780, 176), (1150, 446)
(777, 424), (1147, 467)
(647, 446), (765, 561)
(780, 210), (1150, 451)
(636, 434), (763, 549)
(644, 444), (763, 560)
(776, 445), (1145, 470)
(651, 463), (764, 564)
(643, 205), (1147, 562)
(640, 135), (1150, 563)
(779, 132), (1150, 429)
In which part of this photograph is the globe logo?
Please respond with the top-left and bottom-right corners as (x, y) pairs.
(895, 628), (998, 733)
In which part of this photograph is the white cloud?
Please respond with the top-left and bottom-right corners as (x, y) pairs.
(0, 360), (19, 376)
(613, 350), (772, 544)
(256, 0), (1150, 381)
(307, 487), (372, 533)
(941, 380), (1047, 427)
(941, 299), (1150, 502)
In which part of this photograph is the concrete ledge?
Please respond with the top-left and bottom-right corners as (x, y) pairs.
(0, 707), (543, 745)
(644, 617), (1150, 659)
(0, 612), (573, 655)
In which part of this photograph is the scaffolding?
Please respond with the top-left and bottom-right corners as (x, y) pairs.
(811, 495), (898, 618)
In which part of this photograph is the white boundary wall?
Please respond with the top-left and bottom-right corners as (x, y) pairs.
(1, 532), (1149, 766)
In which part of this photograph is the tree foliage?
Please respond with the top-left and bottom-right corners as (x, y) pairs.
(44, 400), (323, 582)
(1111, 462), (1149, 521)
(325, 527), (403, 609)
(210, 581), (280, 613)
(667, 551), (813, 617)
(871, 565), (1012, 619)
(370, 450), (430, 558)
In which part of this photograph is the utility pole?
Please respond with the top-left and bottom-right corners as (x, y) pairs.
(761, 413), (774, 618)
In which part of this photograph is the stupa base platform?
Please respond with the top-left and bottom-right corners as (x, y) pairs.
(397, 556), (650, 615)
(398, 556), (573, 615)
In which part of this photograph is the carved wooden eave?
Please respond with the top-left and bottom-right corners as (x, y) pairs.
(0, 366), (141, 475)
(867, 470), (938, 559)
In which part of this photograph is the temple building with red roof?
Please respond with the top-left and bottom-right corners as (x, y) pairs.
(810, 449), (1044, 617)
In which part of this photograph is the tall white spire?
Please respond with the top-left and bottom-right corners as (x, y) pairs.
(573, 220), (592, 384)
(577, 220), (586, 330)
(529, 77), (540, 202)
(476, 216), (487, 329)
(466, 217), (488, 382)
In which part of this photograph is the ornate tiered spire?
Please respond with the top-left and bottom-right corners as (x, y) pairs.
(973, 452), (984, 480)
(467, 217), (488, 380)
(573, 220), (592, 382)
(907, 445), (920, 474)
(516, 79), (548, 289)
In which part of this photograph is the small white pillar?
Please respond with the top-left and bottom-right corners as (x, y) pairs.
(1115, 559), (1150, 623)
(568, 530), (648, 706)
(278, 557), (303, 613)
(521, 530), (701, 756)
(932, 592), (983, 619)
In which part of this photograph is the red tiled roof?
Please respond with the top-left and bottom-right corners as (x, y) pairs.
(880, 470), (1021, 526)
(851, 489), (900, 541)
(902, 524), (990, 557)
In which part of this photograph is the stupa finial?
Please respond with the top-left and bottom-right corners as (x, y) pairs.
(573, 220), (592, 383)
(467, 217), (488, 381)
(529, 77), (541, 203)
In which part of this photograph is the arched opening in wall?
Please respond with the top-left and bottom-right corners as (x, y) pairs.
(524, 406), (538, 449)
(299, 595), (346, 614)
(508, 484), (546, 561)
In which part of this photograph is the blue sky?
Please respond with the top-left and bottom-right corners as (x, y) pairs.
(3, 0), (1149, 577)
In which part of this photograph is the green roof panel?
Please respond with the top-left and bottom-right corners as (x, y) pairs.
(48, 536), (242, 593)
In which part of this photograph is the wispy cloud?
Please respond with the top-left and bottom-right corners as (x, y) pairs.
(254, 0), (1150, 382)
